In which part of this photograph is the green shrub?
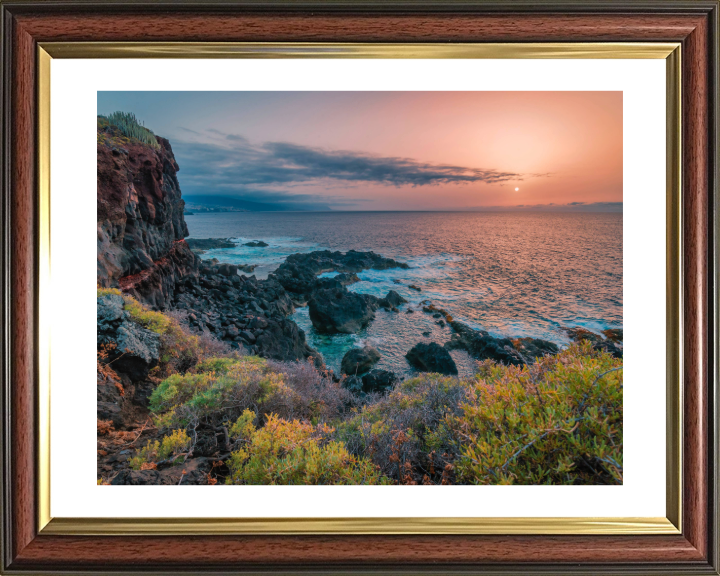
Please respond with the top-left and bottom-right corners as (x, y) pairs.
(148, 356), (299, 430)
(130, 429), (192, 469)
(97, 286), (122, 297)
(196, 357), (246, 374)
(122, 295), (173, 334)
(452, 342), (623, 485)
(102, 111), (160, 149)
(226, 413), (387, 485)
(336, 373), (468, 484)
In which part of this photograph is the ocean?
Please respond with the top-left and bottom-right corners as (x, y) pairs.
(186, 211), (622, 377)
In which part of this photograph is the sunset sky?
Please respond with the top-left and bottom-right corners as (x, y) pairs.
(98, 91), (622, 211)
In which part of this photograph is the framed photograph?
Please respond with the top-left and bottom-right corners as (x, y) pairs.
(1, 1), (717, 574)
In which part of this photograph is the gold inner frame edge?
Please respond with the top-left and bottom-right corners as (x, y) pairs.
(37, 42), (682, 536)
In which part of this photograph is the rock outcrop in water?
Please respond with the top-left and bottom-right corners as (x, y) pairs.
(562, 326), (623, 359)
(406, 342), (458, 375)
(272, 250), (409, 298)
(308, 279), (381, 334)
(273, 251), (409, 333)
(341, 345), (381, 376)
(185, 238), (236, 253)
(379, 290), (407, 311)
(445, 320), (558, 365)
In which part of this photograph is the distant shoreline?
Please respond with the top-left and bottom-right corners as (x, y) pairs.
(184, 208), (623, 215)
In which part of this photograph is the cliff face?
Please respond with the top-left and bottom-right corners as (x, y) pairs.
(97, 126), (197, 308)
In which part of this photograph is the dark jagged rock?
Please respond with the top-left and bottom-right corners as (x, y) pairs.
(447, 321), (561, 365)
(308, 282), (380, 334)
(97, 292), (125, 327)
(216, 263), (238, 277)
(172, 262), (313, 363)
(592, 340), (623, 359)
(342, 375), (364, 395)
(563, 326), (623, 359)
(342, 369), (398, 395)
(335, 272), (361, 286)
(111, 457), (214, 485)
(405, 342), (458, 375)
(379, 290), (407, 310)
(254, 318), (323, 367)
(422, 303), (454, 322)
(272, 249), (409, 296)
(602, 328), (624, 343)
(562, 326), (604, 345)
(185, 238), (236, 251)
(97, 369), (126, 426)
(361, 369), (398, 393)
(244, 240), (268, 247)
(97, 294), (160, 381)
(512, 337), (560, 361)
(446, 321), (519, 365)
(341, 345), (381, 376)
(408, 284), (422, 292)
(118, 240), (199, 311)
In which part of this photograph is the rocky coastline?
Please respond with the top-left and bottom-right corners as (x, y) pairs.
(97, 123), (623, 486)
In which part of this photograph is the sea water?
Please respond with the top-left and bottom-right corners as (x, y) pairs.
(187, 211), (622, 377)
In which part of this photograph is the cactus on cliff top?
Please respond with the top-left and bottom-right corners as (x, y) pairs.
(99, 111), (160, 150)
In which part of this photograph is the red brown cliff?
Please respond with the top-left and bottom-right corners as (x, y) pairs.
(97, 123), (197, 308)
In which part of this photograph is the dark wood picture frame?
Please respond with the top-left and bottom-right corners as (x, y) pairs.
(1, 1), (718, 573)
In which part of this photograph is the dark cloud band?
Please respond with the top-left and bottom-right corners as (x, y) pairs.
(173, 135), (532, 192)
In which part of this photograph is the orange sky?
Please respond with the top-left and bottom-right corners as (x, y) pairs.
(99, 91), (622, 210)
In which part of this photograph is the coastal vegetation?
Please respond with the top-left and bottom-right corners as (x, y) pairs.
(98, 290), (622, 485)
(97, 111), (161, 149)
(96, 114), (623, 486)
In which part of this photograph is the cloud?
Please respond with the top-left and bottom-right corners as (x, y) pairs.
(171, 135), (538, 197)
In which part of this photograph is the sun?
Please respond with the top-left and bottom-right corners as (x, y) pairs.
(514, 187), (520, 192)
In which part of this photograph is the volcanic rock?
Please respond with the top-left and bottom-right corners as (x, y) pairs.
(447, 321), (560, 365)
(563, 326), (623, 359)
(308, 283), (380, 334)
(111, 457), (214, 485)
(361, 369), (398, 393)
(379, 290), (407, 310)
(254, 318), (323, 366)
(97, 132), (191, 290)
(341, 345), (381, 376)
(185, 238), (235, 251)
(405, 342), (458, 375)
(272, 250), (409, 296)
(97, 294), (160, 381)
